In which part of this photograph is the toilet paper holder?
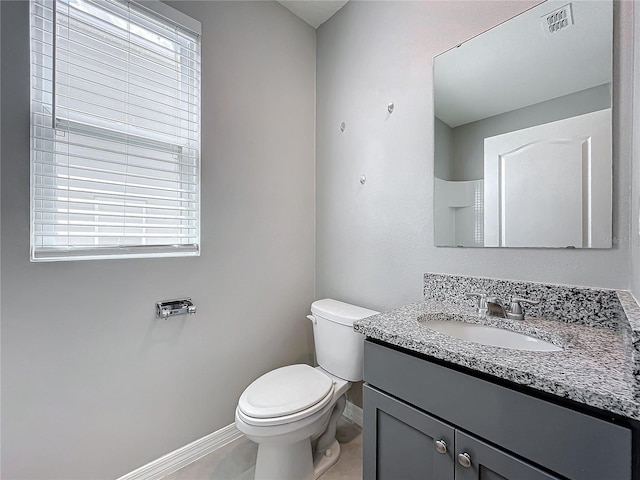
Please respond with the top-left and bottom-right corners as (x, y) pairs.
(156, 298), (196, 318)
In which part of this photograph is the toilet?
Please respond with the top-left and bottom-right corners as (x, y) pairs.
(235, 299), (378, 480)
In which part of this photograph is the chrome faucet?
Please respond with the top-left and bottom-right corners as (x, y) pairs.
(465, 292), (488, 316)
(506, 297), (541, 321)
(466, 292), (540, 320)
(486, 297), (508, 318)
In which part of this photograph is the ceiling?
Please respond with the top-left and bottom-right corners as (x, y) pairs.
(278, 1), (348, 29)
(434, 0), (612, 127)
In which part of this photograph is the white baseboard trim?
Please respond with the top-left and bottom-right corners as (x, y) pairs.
(118, 403), (362, 480)
(343, 400), (363, 427)
(117, 423), (243, 480)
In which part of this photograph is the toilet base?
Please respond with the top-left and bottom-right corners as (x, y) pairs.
(254, 437), (314, 480)
(253, 438), (341, 480)
(312, 439), (340, 479)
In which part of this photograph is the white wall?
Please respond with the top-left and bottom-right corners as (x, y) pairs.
(0, 1), (316, 478)
(434, 179), (483, 247)
(316, 0), (634, 312)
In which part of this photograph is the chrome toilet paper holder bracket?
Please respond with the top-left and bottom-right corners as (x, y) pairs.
(156, 298), (196, 319)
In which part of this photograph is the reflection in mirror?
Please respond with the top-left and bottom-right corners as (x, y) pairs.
(433, 0), (612, 248)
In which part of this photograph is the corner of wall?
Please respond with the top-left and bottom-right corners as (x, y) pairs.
(632, 0), (640, 298)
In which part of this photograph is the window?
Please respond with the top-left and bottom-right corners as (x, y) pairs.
(30, 0), (201, 261)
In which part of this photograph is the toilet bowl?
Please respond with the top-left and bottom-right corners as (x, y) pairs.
(235, 299), (378, 480)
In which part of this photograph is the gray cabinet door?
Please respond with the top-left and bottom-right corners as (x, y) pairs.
(454, 431), (562, 480)
(363, 384), (455, 480)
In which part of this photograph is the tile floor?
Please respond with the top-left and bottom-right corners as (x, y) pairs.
(162, 418), (362, 480)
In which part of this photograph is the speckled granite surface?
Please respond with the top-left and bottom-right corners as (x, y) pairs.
(618, 290), (640, 391)
(355, 275), (640, 420)
(423, 273), (625, 329)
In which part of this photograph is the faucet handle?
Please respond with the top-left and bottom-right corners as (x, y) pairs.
(507, 296), (540, 320)
(465, 292), (488, 315)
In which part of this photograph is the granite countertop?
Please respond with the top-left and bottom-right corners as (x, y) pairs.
(354, 296), (640, 421)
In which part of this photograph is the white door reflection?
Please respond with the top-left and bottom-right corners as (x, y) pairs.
(484, 109), (611, 248)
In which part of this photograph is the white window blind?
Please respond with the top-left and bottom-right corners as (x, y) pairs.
(30, 0), (201, 261)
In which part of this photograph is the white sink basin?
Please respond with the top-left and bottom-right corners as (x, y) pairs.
(423, 320), (563, 352)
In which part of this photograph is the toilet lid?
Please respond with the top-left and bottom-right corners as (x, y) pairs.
(238, 364), (334, 419)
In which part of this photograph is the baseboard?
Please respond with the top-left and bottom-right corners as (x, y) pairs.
(117, 423), (243, 480)
(118, 403), (362, 479)
(343, 400), (363, 427)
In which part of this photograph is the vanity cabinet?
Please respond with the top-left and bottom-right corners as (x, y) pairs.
(363, 340), (633, 480)
(364, 385), (560, 479)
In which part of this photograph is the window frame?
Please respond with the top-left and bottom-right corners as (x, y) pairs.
(29, 0), (202, 262)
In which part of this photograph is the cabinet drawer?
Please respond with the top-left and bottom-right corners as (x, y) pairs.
(364, 340), (632, 480)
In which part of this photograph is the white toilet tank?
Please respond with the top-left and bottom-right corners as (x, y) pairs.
(309, 299), (379, 382)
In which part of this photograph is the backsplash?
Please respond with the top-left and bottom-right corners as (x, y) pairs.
(423, 273), (625, 330)
(618, 291), (640, 390)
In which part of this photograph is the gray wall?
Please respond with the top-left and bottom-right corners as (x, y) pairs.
(450, 84), (612, 181)
(316, 0), (633, 311)
(633, 3), (640, 300)
(0, 2), (316, 478)
(434, 117), (453, 180)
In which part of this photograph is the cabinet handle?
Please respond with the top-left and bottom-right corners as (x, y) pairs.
(457, 452), (472, 468)
(434, 439), (447, 454)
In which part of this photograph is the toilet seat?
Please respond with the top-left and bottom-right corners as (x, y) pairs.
(237, 364), (335, 427)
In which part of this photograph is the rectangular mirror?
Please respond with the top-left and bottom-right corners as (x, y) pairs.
(433, 0), (612, 248)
